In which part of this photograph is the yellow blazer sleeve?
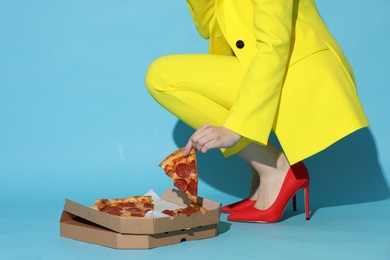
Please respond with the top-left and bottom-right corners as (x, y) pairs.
(223, 0), (294, 146)
(186, 0), (215, 39)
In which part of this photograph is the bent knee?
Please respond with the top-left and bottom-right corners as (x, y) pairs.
(145, 56), (174, 95)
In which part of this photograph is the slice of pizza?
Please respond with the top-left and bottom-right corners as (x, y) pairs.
(159, 147), (199, 203)
(93, 196), (154, 217)
(162, 203), (207, 217)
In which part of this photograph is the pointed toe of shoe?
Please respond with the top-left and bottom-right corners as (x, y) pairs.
(227, 207), (271, 223)
(221, 199), (256, 213)
(227, 206), (283, 223)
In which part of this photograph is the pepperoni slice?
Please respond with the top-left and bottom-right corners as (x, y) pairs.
(188, 180), (198, 196)
(126, 207), (141, 212)
(104, 210), (121, 216)
(175, 163), (191, 178)
(130, 212), (145, 217)
(162, 210), (174, 216)
(102, 205), (121, 211)
(120, 202), (136, 207)
(174, 179), (189, 192)
(101, 205), (122, 215)
(143, 202), (153, 209)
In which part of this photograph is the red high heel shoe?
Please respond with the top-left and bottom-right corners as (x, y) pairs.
(221, 199), (256, 213)
(227, 162), (310, 223)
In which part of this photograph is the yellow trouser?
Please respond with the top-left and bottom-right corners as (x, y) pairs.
(145, 50), (368, 162)
(145, 53), (253, 155)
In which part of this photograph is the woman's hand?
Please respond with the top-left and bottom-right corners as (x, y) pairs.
(184, 124), (242, 155)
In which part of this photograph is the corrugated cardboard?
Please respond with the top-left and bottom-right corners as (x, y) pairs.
(60, 211), (218, 249)
(59, 188), (221, 249)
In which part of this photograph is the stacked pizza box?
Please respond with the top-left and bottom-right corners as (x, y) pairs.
(59, 188), (221, 249)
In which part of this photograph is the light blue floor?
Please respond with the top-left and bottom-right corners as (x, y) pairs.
(1, 197), (389, 259)
(1, 0), (390, 259)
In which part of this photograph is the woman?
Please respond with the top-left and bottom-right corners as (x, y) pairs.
(145, 0), (369, 223)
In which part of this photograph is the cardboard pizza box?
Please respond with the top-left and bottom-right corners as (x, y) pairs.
(60, 211), (218, 249)
(59, 188), (221, 249)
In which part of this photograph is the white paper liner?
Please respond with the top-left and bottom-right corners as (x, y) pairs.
(144, 189), (187, 219)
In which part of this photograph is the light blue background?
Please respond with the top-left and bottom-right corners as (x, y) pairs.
(1, 0), (389, 259)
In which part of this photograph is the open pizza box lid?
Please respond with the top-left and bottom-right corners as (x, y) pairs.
(61, 188), (221, 235)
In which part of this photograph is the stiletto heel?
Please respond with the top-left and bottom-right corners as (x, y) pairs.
(221, 199), (256, 213)
(293, 194), (297, 211)
(304, 184), (310, 220)
(227, 162), (310, 223)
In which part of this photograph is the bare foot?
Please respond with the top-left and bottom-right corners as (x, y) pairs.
(254, 164), (289, 210)
(238, 142), (290, 210)
(248, 167), (260, 200)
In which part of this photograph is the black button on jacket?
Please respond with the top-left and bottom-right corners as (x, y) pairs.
(236, 40), (245, 49)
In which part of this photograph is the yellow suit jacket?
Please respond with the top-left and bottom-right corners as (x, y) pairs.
(186, 0), (368, 163)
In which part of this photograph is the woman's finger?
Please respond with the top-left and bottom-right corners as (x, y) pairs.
(183, 126), (209, 155)
(196, 134), (214, 153)
(183, 139), (193, 156)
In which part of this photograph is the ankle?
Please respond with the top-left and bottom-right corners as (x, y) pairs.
(248, 192), (258, 201)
